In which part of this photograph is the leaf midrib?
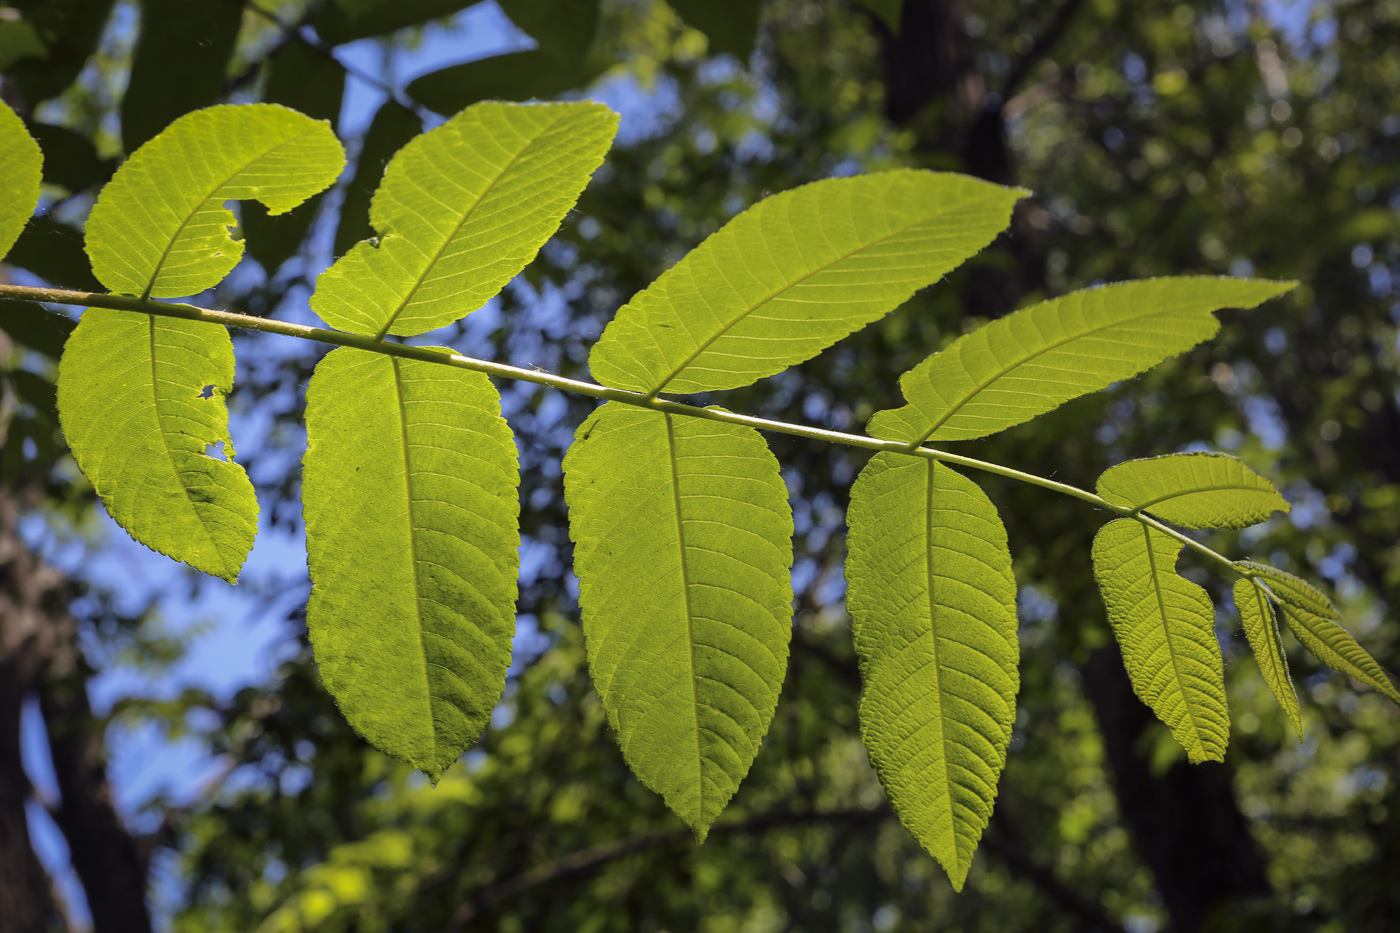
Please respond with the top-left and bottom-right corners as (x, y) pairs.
(910, 300), (1215, 446)
(393, 357), (437, 761)
(371, 112), (569, 340)
(1141, 524), (1207, 758)
(140, 128), (311, 299)
(1126, 481), (1276, 513)
(146, 315), (228, 575)
(646, 191), (1010, 397)
(925, 459), (959, 875)
(664, 413), (704, 820)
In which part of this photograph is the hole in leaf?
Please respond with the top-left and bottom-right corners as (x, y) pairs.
(204, 441), (228, 462)
(198, 385), (215, 399)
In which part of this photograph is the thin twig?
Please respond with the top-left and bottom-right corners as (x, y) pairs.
(0, 283), (1245, 573)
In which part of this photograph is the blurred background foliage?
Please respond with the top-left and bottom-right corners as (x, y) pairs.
(2, 0), (1399, 931)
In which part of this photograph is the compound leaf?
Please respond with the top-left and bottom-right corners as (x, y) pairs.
(1097, 452), (1289, 529)
(1240, 562), (1400, 704)
(56, 310), (257, 582)
(562, 404), (793, 838)
(846, 454), (1018, 890)
(1091, 519), (1228, 763)
(312, 101), (617, 338)
(86, 104), (344, 298)
(588, 170), (1024, 396)
(1233, 577), (1302, 739)
(303, 348), (519, 780)
(869, 277), (1296, 444)
(0, 99), (42, 262)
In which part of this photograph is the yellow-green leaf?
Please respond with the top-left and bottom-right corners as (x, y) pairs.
(869, 277), (1296, 444)
(56, 310), (257, 581)
(311, 101), (617, 338)
(562, 404), (793, 838)
(1092, 519), (1228, 763)
(1233, 577), (1302, 739)
(1097, 452), (1289, 529)
(846, 454), (1018, 890)
(303, 348), (520, 780)
(85, 104), (344, 298)
(0, 99), (42, 262)
(588, 170), (1025, 396)
(1240, 562), (1400, 704)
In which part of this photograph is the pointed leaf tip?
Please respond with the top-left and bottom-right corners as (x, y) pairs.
(847, 455), (1018, 889)
(1240, 562), (1400, 705)
(1093, 519), (1229, 763)
(303, 348), (520, 776)
(1233, 577), (1303, 740)
(588, 170), (1024, 396)
(870, 276), (1297, 444)
(312, 100), (619, 338)
(563, 404), (793, 836)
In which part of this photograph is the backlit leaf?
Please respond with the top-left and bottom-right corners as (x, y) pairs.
(588, 170), (1024, 396)
(846, 453), (1018, 890)
(311, 101), (617, 337)
(1233, 577), (1302, 739)
(1091, 519), (1228, 763)
(86, 104), (344, 298)
(0, 99), (42, 262)
(1097, 452), (1289, 529)
(303, 348), (520, 780)
(869, 277), (1296, 444)
(562, 404), (793, 838)
(56, 310), (257, 582)
(1239, 562), (1400, 704)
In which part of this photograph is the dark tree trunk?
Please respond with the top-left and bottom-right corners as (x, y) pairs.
(0, 486), (153, 932)
(0, 491), (65, 932)
(1081, 648), (1271, 932)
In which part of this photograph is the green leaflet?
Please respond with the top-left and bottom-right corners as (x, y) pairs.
(1239, 562), (1400, 704)
(868, 277), (1296, 444)
(303, 348), (519, 780)
(85, 104), (344, 298)
(587, 170), (1025, 396)
(1233, 577), (1302, 739)
(312, 101), (618, 338)
(1091, 519), (1228, 763)
(846, 454), (1018, 891)
(0, 99), (42, 262)
(1097, 452), (1290, 529)
(562, 404), (793, 838)
(56, 310), (257, 582)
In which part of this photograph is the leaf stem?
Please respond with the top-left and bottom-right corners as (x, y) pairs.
(0, 283), (1247, 570)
